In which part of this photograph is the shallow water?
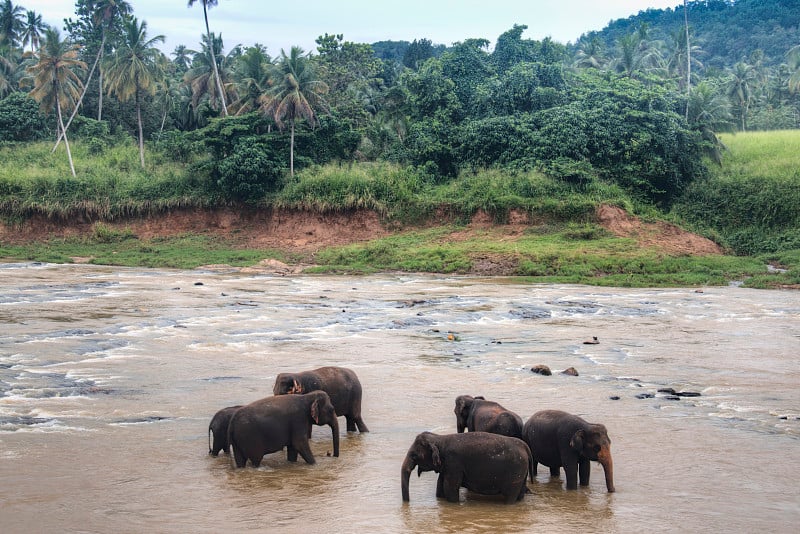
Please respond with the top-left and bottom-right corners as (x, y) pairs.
(0, 263), (798, 533)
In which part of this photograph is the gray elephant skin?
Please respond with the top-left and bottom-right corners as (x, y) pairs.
(208, 405), (242, 456)
(401, 431), (534, 504)
(454, 394), (524, 438)
(273, 366), (369, 433)
(228, 391), (340, 467)
(523, 409), (615, 492)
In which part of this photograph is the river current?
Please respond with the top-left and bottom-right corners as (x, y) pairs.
(0, 262), (798, 533)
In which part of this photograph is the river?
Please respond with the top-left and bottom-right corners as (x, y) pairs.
(0, 262), (798, 533)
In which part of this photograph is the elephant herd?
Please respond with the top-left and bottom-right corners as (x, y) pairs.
(208, 365), (615, 504)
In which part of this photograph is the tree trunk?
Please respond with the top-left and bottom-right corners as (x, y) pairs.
(136, 90), (145, 168)
(203, 4), (228, 116)
(290, 120), (295, 178)
(57, 100), (76, 177)
(684, 0), (691, 120)
(52, 32), (106, 154)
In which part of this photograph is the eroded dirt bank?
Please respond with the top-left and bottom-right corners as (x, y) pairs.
(0, 205), (723, 257)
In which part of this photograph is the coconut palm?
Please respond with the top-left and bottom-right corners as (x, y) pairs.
(0, 0), (24, 48)
(53, 0), (131, 152)
(188, 0), (228, 116)
(171, 44), (192, 73)
(19, 10), (46, 54)
(788, 45), (800, 94)
(26, 28), (86, 176)
(103, 16), (165, 167)
(228, 44), (272, 115)
(572, 36), (606, 70)
(0, 40), (21, 96)
(183, 32), (235, 113)
(260, 46), (329, 177)
(727, 61), (757, 131)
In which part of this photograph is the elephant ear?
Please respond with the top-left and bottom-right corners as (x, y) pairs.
(474, 395), (485, 400)
(570, 429), (585, 451)
(431, 442), (442, 469)
(310, 398), (320, 424)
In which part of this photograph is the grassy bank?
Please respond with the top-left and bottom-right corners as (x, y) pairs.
(1, 137), (798, 288)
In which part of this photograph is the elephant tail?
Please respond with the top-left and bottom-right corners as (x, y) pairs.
(208, 426), (212, 455)
(524, 441), (535, 485)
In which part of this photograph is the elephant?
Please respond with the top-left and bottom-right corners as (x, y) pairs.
(208, 405), (242, 456)
(401, 431), (534, 504)
(454, 395), (523, 439)
(522, 409), (615, 493)
(227, 391), (339, 468)
(273, 366), (369, 433)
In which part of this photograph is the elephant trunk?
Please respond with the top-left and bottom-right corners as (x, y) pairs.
(401, 454), (416, 502)
(597, 446), (615, 493)
(329, 416), (340, 457)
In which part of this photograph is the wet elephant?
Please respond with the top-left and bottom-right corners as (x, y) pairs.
(522, 409), (615, 492)
(208, 405), (242, 456)
(273, 366), (369, 433)
(228, 391), (339, 467)
(453, 395), (523, 438)
(401, 431), (533, 504)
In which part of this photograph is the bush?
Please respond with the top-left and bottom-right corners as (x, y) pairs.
(0, 93), (50, 142)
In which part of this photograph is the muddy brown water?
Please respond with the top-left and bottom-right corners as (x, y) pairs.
(1, 263), (798, 533)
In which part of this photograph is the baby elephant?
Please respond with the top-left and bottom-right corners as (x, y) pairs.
(523, 409), (615, 492)
(228, 391), (340, 468)
(273, 366), (369, 433)
(454, 395), (523, 438)
(401, 431), (533, 504)
(208, 405), (242, 456)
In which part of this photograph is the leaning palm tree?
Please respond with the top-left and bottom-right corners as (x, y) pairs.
(260, 46), (329, 178)
(53, 0), (131, 152)
(103, 16), (165, 168)
(19, 10), (46, 54)
(183, 32), (235, 113)
(26, 28), (85, 176)
(188, 0), (228, 116)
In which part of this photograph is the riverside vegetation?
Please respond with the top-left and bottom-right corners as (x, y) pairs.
(0, 130), (797, 289)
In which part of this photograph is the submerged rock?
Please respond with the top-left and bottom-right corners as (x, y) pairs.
(531, 365), (552, 376)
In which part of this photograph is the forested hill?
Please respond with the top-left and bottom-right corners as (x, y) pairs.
(583, 0), (799, 69)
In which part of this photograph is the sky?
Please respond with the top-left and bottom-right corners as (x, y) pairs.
(18, 1), (683, 56)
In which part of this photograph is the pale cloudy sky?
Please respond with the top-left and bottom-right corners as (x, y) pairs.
(19, 1), (682, 56)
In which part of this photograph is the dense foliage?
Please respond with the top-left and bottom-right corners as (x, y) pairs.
(0, 0), (797, 263)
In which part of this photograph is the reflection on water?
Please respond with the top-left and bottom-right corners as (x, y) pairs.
(0, 263), (798, 533)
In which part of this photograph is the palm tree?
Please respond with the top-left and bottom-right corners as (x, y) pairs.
(0, 40), (20, 96)
(0, 0), (24, 48)
(228, 44), (272, 115)
(727, 61), (756, 131)
(183, 32), (235, 113)
(53, 0), (131, 152)
(260, 46), (329, 177)
(572, 36), (606, 70)
(103, 16), (165, 167)
(687, 80), (732, 164)
(19, 10), (46, 54)
(188, 0), (228, 116)
(787, 45), (800, 94)
(26, 28), (86, 176)
(171, 44), (192, 73)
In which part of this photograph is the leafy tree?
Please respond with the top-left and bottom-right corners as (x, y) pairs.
(0, 91), (49, 141)
(439, 38), (494, 116)
(103, 17), (165, 167)
(187, 0), (228, 116)
(401, 57), (461, 123)
(260, 46), (329, 177)
(403, 38), (440, 70)
(26, 28), (86, 176)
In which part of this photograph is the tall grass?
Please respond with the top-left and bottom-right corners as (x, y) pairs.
(0, 141), (214, 220)
(671, 130), (800, 255)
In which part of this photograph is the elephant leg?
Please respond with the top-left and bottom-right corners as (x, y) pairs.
(355, 415), (369, 433)
(564, 462), (579, 490)
(578, 458), (591, 486)
(287, 445), (298, 463)
(233, 446), (247, 468)
(442, 473), (461, 503)
(436, 473), (445, 499)
(345, 414), (357, 433)
(550, 465), (561, 477)
(294, 439), (316, 465)
(251, 456), (262, 468)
